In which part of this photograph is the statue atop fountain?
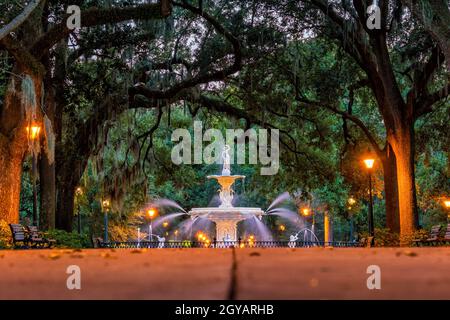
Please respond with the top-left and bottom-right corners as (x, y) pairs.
(221, 145), (231, 176)
(188, 144), (265, 242)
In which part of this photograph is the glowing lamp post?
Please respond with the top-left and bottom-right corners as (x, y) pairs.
(301, 207), (315, 242)
(26, 124), (41, 226)
(101, 199), (111, 242)
(147, 208), (157, 242)
(26, 125), (41, 140)
(364, 158), (375, 238)
(348, 197), (356, 241)
(75, 187), (83, 234)
(444, 200), (450, 209)
(445, 200), (450, 220)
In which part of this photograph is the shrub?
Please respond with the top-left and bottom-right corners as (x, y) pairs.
(359, 228), (400, 247)
(109, 224), (132, 242)
(0, 220), (12, 249)
(399, 228), (430, 246)
(44, 229), (91, 248)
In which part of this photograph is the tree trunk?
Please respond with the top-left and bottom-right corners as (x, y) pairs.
(0, 70), (43, 224)
(389, 124), (419, 243)
(39, 151), (55, 229)
(381, 144), (400, 233)
(0, 134), (27, 223)
(56, 177), (76, 232)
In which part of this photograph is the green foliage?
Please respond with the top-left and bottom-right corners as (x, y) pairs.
(359, 228), (400, 247)
(0, 220), (12, 249)
(44, 230), (91, 249)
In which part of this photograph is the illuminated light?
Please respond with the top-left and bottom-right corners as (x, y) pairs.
(174, 230), (179, 235)
(301, 208), (310, 216)
(363, 158), (375, 169)
(444, 200), (450, 208)
(240, 243), (245, 248)
(147, 208), (157, 219)
(162, 221), (169, 228)
(75, 187), (83, 196)
(348, 197), (356, 205)
(26, 125), (41, 140)
(102, 199), (111, 212)
(279, 225), (286, 231)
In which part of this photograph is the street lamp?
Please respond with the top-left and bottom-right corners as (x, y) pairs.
(147, 208), (157, 242)
(101, 199), (111, 242)
(348, 197), (356, 241)
(444, 200), (450, 209)
(348, 197), (356, 207)
(26, 123), (41, 226)
(363, 158), (375, 238)
(75, 187), (83, 234)
(301, 207), (315, 241)
(444, 200), (450, 220)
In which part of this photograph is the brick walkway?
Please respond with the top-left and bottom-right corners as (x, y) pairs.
(0, 247), (449, 299)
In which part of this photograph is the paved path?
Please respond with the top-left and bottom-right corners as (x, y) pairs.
(0, 247), (449, 299)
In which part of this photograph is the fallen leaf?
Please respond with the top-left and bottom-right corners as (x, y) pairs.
(131, 249), (147, 253)
(70, 253), (85, 258)
(249, 252), (261, 257)
(48, 253), (61, 260)
(403, 250), (417, 257)
(100, 252), (117, 259)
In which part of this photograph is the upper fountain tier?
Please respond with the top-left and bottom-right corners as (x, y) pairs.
(206, 145), (245, 208)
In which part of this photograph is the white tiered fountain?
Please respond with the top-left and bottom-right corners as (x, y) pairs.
(188, 145), (265, 241)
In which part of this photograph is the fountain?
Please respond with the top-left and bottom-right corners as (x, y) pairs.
(188, 145), (265, 242)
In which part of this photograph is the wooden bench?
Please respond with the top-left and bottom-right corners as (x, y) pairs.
(9, 224), (29, 248)
(413, 225), (443, 246)
(426, 225), (442, 245)
(444, 224), (450, 244)
(26, 226), (56, 248)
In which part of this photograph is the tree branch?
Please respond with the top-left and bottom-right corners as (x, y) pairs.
(31, 2), (170, 59)
(0, 0), (43, 41)
(128, 1), (242, 101)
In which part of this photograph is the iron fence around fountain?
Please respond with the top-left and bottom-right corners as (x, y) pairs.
(99, 240), (364, 249)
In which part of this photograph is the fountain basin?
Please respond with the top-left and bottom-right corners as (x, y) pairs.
(188, 207), (265, 242)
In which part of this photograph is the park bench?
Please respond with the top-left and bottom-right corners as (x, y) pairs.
(425, 225), (442, 245)
(444, 224), (450, 244)
(26, 226), (56, 248)
(9, 224), (55, 249)
(9, 224), (29, 248)
(413, 225), (443, 246)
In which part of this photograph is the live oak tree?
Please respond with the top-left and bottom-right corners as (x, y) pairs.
(0, 0), (172, 226)
(31, 0), (255, 231)
(265, 0), (450, 240)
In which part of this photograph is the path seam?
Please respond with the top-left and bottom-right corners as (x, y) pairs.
(227, 247), (238, 300)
